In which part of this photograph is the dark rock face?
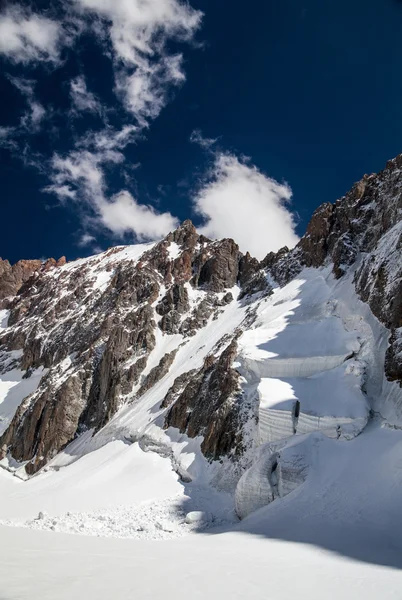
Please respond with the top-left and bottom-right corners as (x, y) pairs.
(136, 349), (178, 398)
(196, 239), (240, 292)
(1, 368), (91, 474)
(160, 369), (198, 409)
(238, 252), (260, 285)
(156, 284), (190, 334)
(238, 272), (272, 300)
(260, 246), (301, 287)
(81, 325), (138, 431)
(385, 329), (402, 386)
(156, 284), (190, 317)
(164, 340), (244, 459)
(238, 252), (273, 300)
(0, 257), (66, 308)
(0, 259), (41, 307)
(264, 157), (401, 286)
(297, 203), (334, 268)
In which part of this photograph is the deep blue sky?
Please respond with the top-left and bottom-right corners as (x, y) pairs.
(1, 0), (402, 263)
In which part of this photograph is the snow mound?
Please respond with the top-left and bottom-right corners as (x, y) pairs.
(1, 498), (193, 540)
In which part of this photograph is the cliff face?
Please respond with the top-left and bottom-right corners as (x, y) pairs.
(0, 155), (401, 479)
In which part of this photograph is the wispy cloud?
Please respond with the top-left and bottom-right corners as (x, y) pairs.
(76, 124), (138, 152)
(76, 0), (202, 125)
(45, 142), (178, 241)
(8, 76), (46, 132)
(190, 129), (218, 149)
(78, 233), (97, 247)
(0, 0), (202, 247)
(193, 152), (299, 259)
(70, 75), (102, 115)
(0, 6), (63, 64)
(0, 126), (18, 150)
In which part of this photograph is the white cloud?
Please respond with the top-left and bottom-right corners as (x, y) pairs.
(0, 127), (12, 138)
(47, 149), (115, 203)
(99, 190), (178, 239)
(0, 6), (62, 64)
(0, 126), (18, 150)
(43, 183), (77, 200)
(7, 75), (35, 96)
(193, 153), (299, 259)
(77, 124), (137, 151)
(46, 145), (178, 241)
(76, 0), (202, 124)
(78, 233), (97, 247)
(0, 0), (202, 249)
(70, 75), (102, 114)
(190, 129), (218, 149)
(20, 100), (46, 131)
(29, 102), (46, 126)
(7, 76), (46, 132)
(76, 0), (201, 61)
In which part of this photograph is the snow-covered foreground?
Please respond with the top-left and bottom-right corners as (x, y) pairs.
(0, 440), (235, 539)
(2, 521), (402, 600)
(1, 422), (402, 599)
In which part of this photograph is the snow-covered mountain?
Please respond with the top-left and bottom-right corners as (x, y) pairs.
(0, 154), (402, 599)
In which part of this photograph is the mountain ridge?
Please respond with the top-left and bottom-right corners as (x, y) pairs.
(0, 155), (401, 499)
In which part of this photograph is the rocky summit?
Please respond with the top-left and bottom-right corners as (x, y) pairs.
(0, 155), (401, 525)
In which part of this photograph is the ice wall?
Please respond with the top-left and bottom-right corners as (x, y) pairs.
(235, 268), (372, 518)
(235, 437), (309, 519)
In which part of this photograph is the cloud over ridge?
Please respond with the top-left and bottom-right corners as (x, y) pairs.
(193, 152), (299, 259)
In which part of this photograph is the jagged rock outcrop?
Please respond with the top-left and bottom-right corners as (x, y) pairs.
(1, 367), (92, 474)
(160, 369), (198, 408)
(195, 238), (240, 292)
(238, 271), (272, 300)
(0, 259), (41, 307)
(136, 349), (178, 398)
(164, 340), (245, 459)
(156, 284), (190, 334)
(0, 257), (66, 308)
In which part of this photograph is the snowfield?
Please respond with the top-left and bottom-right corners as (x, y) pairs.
(1, 518), (402, 600)
(1, 246), (402, 598)
(2, 423), (402, 600)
